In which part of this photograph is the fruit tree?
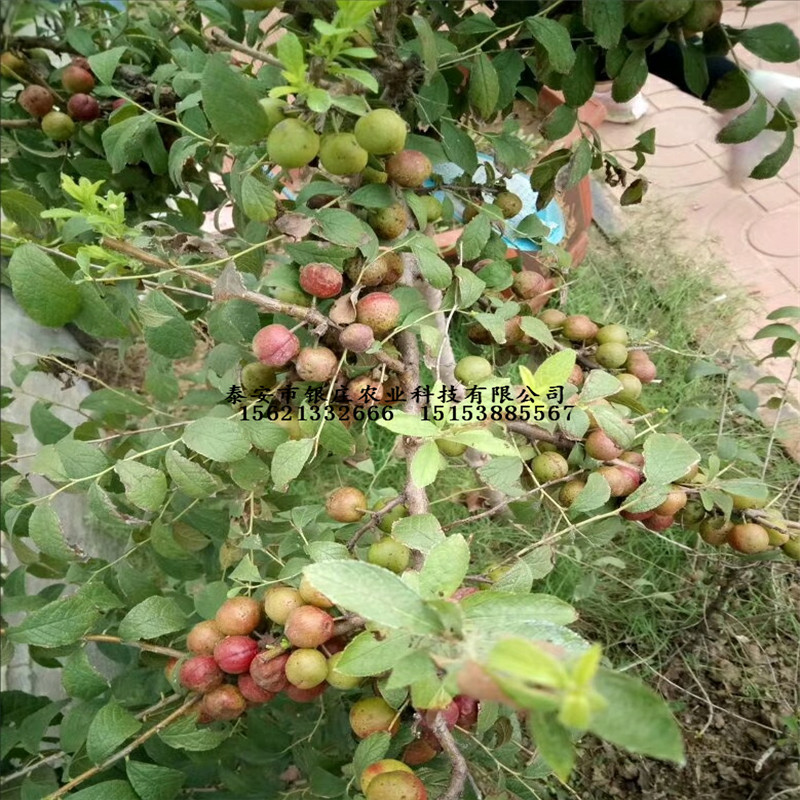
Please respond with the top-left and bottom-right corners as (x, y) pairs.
(1, 1), (798, 799)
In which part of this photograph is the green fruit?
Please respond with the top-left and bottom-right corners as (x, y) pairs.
(595, 342), (628, 369)
(368, 537), (411, 574)
(531, 452), (569, 482)
(369, 203), (408, 240)
(362, 166), (388, 184)
(699, 517), (732, 546)
(436, 439), (467, 457)
(319, 132), (369, 175)
(299, 575), (334, 608)
(241, 362), (276, 397)
(781, 538), (800, 560)
(613, 373), (642, 402)
(373, 497), (409, 533)
(267, 118), (320, 168)
(285, 648), (328, 689)
(760, 512), (789, 547)
(731, 493), (767, 511)
(349, 697), (399, 738)
(1, 52), (26, 78)
(263, 585), (304, 625)
(562, 315), (598, 342)
(682, 0), (722, 33)
(258, 97), (286, 134)
(327, 652), (362, 690)
(559, 479), (586, 507)
(539, 309), (566, 329)
(41, 111), (75, 141)
(676, 499), (705, 527)
(354, 109), (407, 155)
(419, 194), (442, 222)
(454, 355), (492, 386)
(495, 191), (523, 218)
(652, 0), (693, 22)
(595, 324), (629, 345)
(629, 0), (665, 35)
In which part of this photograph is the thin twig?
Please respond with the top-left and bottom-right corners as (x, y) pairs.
(431, 714), (469, 800)
(506, 420), (573, 448)
(210, 30), (282, 68)
(346, 494), (406, 550)
(83, 634), (184, 659)
(0, 118), (40, 129)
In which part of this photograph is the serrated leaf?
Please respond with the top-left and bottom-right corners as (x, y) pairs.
(580, 370), (623, 402)
(68, 782), (138, 800)
(86, 701), (142, 764)
(353, 734), (392, 787)
(739, 23), (800, 63)
(392, 514), (445, 554)
(377, 410), (440, 438)
(643, 434), (700, 484)
(583, 0), (624, 49)
(88, 46), (126, 84)
(118, 596), (186, 641)
(271, 438), (314, 490)
(336, 631), (414, 677)
(522, 349), (576, 396)
(526, 17), (575, 73)
(62, 648), (108, 699)
(126, 760), (185, 800)
(240, 174), (277, 222)
(612, 50), (648, 103)
(158, 715), (231, 751)
(568, 471), (611, 516)
(440, 119), (478, 175)
(182, 417), (251, 462)
(419, 534), (470, 599)
(115, 461), (167, 512)
(165, 449), (219, 498)
(9, 594), (100, 647)
(29, 502), (77, 562)
(411, 439), (442, 488)
(469, 53), (500, 118)
(529, 710), (576, 781)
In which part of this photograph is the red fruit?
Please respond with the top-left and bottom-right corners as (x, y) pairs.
(402, 738), (440, 765)
(355, 292), (401, 337)
(421, 701), (459, 731)
(284, 605), (334, 649)
(617, 465), (642, 495)
(238, 673), (276, 704)
(66, 93), (100, 121)
(295, 346), (338, 382)
(385, 149), (433, 188)
(18, 85), (54, 117)
(187, 620), (226, 655)
(285, 683), (328, 703)
(584, 430), (624, 461)
(164, 657), (179, 683)
(513, 271), (547, 300)
(347, 375), (384, 406)
(215, 596), (262, 635)
(455, 695), (479, 729)
(643, 513), (675, 532)
(61, 64), (95, 94)
(112, 98), (128, 110)
(620, 510), (655, 522)
(179, 656), (224, 693)
(727, 523), (770, 554)
(654, 487), (688, 516)
(456, 661), (514, 704)
(323, 636), (348, 655)
(200, 684), (247, 721)
(299, 262), (343, 299)
(249, 651), (290, 693)
(339, 323), (375, 353)
(213, 635), (259, 674)
(625, 350), (657, 383)
(252, 324), (301, 367)
(447, 586), (479, 602)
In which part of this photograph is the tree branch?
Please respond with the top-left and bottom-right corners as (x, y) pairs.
(209, 30), (282, 68)
(82, 634), (184, 659)
(346, 494), (406, 551)
(7, 35), (79, 54)
(431, 714), (469, 800)
(0, 119), (40, 129)
(505, 420), (573, 448)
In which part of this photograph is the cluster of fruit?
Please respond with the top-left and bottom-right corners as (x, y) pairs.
(5, 54), (105, 141)
(627, 0), (722, 37)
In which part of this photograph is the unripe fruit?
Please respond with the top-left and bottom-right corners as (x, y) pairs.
(18, 85), (54, 117)
(267, 119), (320, 168)
(462, 202), (481, 223)
(676, 499), (706, 527)
(284, 605), (335, 648)
(346, 253), (401, 287)
(682, 0), (723, 33)
(653, 0), (693, 22)
(531, 452), (569, 482)
(241, 362), (276, 397)
(559, 479), (586, 507)
(595, 342), (628, 369)
(61, 65), (95, 93)
(326, 486), (367, 522)
(66, 93), (100, 121)
(299, 575), (334, 609)
(436, 439), (468, 457)
(373, 497), (409, 533)
(362, 166), (389, 184)
(320, 132), (369, 175)
(349, 696), (399, 739)
(385, 150), (432, 187)
(781, 538), (800, 560)
(567, 364), (585, 387)
(258, 97), (285, 133)
(403, 738), (439, 765)
(368, 537), (411, 574)
(252, 324), (300, 367)
(1, 52), (26, 77)
(730, 493), (767, 511)
(41, 111), (75, 142)
(495, 191), (523, 218)
(643, 513), (675, 532)
(584, 430), (624, 461)
(213, 635), (259, 674)
(699, 517), (732, 546)
(295, 346), (338, 383)
(354, 108), (407, 155)
(614, 372), (643, 401)
(362, 761), (413, 792)
(326, 651), (362, 689)
(419, 194), (442, 222)
(454, 355), (492, 386)
(187, 620), (226, 655)
(180, 656), (224, 693)
(654, 487), (688, 517)
(727, 523), (770, 554)
(285, 683), (328, 702)
(215, 596), (262, 636)
(237, 673), (275, 704)
(596, 324), (629, 345)
(249, 651), (290, 693)
(539, 308), (566, 329)
(366, 771), (428, 800)
(165, 657), (179, 683)
(299, 262), (343, 299)
(760, 512), (789, 546)
(347, 375), (384, 406)
(625, 350), (657, 383)
(369, 204), (408, 240)
(285, 648), (329, 689)
(562, 315), (599, 342)
(356, 292), (401, 337)
(619, 450), (645, 467)
(513, 271), (547, 299)
(201, 684), (247, 721)
(339, 323), (375, 353)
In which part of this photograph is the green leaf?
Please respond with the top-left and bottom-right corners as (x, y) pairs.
(165, 449), (220, 498)
(589, 405), (635, 448)
(767, 305), (800, 320)
(612, 50), (648, 103)
(411, 15), (437, 76)
(706, 69), (751, 111)
(717, 477), (768, 503)
(717, 96), (767, 144)
(68, 782), (138, 800)
(409, 234), (452, 289)
(569, 471), (611, 516)
(620, 177), (648, 206)
(469, 53), (500, 118)
(753, 321), (800, 341)
(583, 0), (624, 49)
(277, 31), (305, 76)
(419, 534), (470, 599)
(526, 18), (575, 73)
(739, 23), (800, 62)
(102, 115), (156, 173)
(523, 349), (576, 396)
(440, 119), (478, 175)
(529, 710), (576, 781)
(182, 417), (251, 462)
(454, 266), (487, 308)
(580, 370), (623, 402)
(73, 283), (130, 339)
(348, 184), (394, 208)
(336, 631), (414, 677)
(118, 596), (186, 641)
(530, 148), (571, 194)
(158, 715), (231, 751)
(458, 213), (492, 260)
(541, 104), (577, 141)
(240, 175), (277, 222)
(9, 594), (100, 647)
(304, 562), (442, 634)
(643, 433), (700, 484)
(29, 502), (77, 562)
(562, 44), (596, 107)
(86, 701), (142, 764)
(411, 439), (442, 488)
(126, 760), (185, 800)
(392, 514), (445, 554)
(271, 438), (314, 490)
(681, 41), (709, 97)
(488, 638), (567, 689)
(88, 47), (126, 84)
(377, 410), (440, 438)
(565, 137), (593, 188)
(315, 208), (377, 255)
(750, 128), (794, 179)
(519, 316), (556, 349)
(1, 190), (53, 239)
(8, 244), (81, 328)
(201, 55), (270, 145)
(442, 429), (516, 457)
(636, 128), (656, 154)
(463, 592), (576, 631)
(62, 648), (108, 699)
(115, 461), (167, 512)
(590, 668), (685, 763)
